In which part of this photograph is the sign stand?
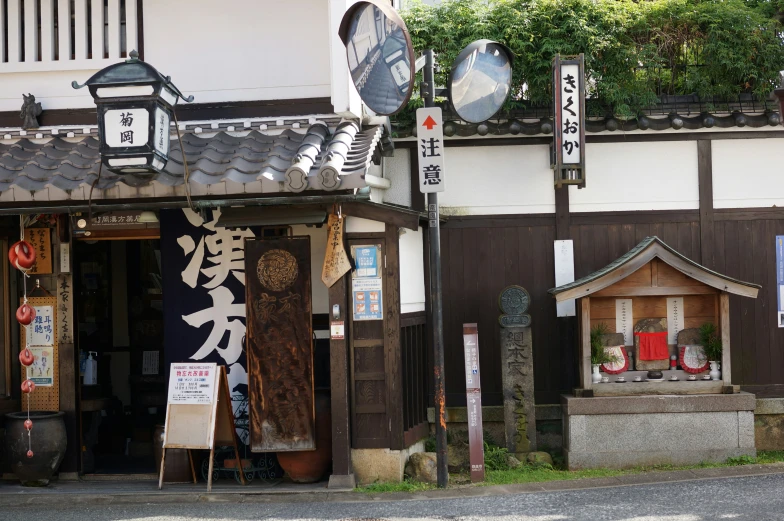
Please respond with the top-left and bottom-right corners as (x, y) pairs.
(159, 364), (245, 491)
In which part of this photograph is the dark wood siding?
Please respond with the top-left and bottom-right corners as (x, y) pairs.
(439, 208), (784, 405)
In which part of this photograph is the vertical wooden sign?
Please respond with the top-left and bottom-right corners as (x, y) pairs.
(322, 213), (352, 288)
(245, 236), (315, 452)
(20, 296), (59, 410)
(463, 323), (484, 482)
(25, 228), (52, 274)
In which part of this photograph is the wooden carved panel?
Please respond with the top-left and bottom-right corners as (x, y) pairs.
(245, 237), (315, 452)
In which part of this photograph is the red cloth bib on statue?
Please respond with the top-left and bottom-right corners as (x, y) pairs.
(635, 331), (669, 361)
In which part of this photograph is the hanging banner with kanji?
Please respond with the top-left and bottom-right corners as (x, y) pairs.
(552, 54), (586, 188)
(24, 228), (52, 274)
(244, 236), (315, 452)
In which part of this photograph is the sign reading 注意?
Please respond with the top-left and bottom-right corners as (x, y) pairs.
(416, 107), (445, 193)
(167, 363), (216, 405)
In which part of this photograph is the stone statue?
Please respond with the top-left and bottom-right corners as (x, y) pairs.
(20, 94), (42, 130)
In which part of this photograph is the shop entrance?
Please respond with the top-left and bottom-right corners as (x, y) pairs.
(74, 238), (164, 475)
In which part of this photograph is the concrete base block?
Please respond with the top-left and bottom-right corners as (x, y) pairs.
(351, 441), (424, 485)
(565, 448), (756, 470)
(327, 473), (356, 490)
(563, 393), (756, 470)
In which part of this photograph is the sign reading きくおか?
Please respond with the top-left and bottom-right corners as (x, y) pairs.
(416, 107), (445, 193)
(167, 363), (216, 405)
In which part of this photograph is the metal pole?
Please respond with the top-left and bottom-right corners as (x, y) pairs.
(423, 48), (448, 489)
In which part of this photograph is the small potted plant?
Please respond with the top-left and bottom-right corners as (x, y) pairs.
(590, 323), (620, 383)
(700, 323), (722, 380)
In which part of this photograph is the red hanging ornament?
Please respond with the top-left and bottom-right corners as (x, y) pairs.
(24, 419), (33, 431)
(26, 450), (33, 459)
(16, 303), (36, 326)
(21, 379), (35, 394)
(10, 240), (36, 271)
(18, 347), (34, 367)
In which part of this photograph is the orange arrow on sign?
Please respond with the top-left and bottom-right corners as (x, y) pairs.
(422, 116), (438, 130)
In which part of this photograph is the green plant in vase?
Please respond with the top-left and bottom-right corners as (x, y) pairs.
(590, 323), (621, 383)
(699, 322), (723, 381)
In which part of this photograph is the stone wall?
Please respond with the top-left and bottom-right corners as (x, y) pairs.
(754, 398), (784, 451)
(562, 393), (756, 470)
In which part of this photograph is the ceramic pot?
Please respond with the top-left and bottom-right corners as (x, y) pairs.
(276, 390), (332, 483)
(591, 364), (602, 384)
(5, 411), (66, 486)
(709, 361), (721, 381)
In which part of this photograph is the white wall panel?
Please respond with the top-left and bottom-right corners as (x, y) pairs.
(291, 224), (328, 314)
(712, 138), (784, 209)
(439, 144), (555, 215)
(144, 0), (331, 104)
(400, 227), (425, 314)
(569, 141), (699, 212)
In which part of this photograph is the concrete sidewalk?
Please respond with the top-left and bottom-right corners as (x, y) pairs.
(1, 463), (783, 507)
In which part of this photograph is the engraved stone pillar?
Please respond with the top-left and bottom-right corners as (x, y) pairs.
(499, 286), (537, 458)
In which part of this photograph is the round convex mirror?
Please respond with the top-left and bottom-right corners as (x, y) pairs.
(340, 1), (415, 116)
(449, 40), (514, 124)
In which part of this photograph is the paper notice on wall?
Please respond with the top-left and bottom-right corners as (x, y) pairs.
(167, 363), (216, 405)
(615, 299), (634, 346)
(777, 236), (784, 327)
(554, 240), (576, 317)
(667, 297), (684, 345)
(26, 305), (54, 347)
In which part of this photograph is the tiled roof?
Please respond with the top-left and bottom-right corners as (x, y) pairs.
(0, 122), (384, 193)
(549, 236), (760, 297)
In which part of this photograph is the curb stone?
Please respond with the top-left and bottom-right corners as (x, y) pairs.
(0, 463), (782, 507)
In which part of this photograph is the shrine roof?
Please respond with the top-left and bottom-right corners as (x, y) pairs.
(0, 122), (386, 194)
(548, 236), (760, 301)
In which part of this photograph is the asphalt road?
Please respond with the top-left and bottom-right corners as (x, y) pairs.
(2, 473), (784, 521)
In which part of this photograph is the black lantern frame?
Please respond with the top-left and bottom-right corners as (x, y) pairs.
(73, 50), (193, 176)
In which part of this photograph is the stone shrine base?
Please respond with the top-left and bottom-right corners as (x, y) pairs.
(561, 393), (756, 470)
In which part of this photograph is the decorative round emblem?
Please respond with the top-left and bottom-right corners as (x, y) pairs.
(257, 249), (298, 292)
(499, 285), (530, 315)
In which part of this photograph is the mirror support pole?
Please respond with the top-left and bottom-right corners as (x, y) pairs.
(423, 48), (448, 489)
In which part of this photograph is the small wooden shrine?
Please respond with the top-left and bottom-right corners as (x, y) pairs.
(550, 236), (759, 396)
(550, 237), (761, 469)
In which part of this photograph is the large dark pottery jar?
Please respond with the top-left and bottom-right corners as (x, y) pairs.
(5, 411), (67, 486)
(276, 390), (332, 483)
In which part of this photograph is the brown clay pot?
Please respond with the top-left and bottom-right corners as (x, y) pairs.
(276, 390), (332, 483)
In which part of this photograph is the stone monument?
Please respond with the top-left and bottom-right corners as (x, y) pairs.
(499, 285), (536, 459)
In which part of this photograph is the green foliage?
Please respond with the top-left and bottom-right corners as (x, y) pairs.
(699, 322), (722, 361)
(483, 442), (511, 471)
(590, 323), (620, 365)
(726, 455), (757, 465)
(424, 436), (436, 453)
(400, 0), (784, 120)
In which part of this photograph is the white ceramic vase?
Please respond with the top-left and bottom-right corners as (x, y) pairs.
(592, 364), (602, 384)
(709, 361), (721, 381)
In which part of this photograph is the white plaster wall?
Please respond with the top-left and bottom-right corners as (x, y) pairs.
(144, 0), (331, 105)
(291, 224), (329, 315)
(346, 217), (385, 233)
(0, 0), (332, 112)
(569, 141), (699, 212)
(712, 138), (784, 209)
(439, 145), (555, 215)
(383, 148), (412, 207)
(400, 227), (425, 314)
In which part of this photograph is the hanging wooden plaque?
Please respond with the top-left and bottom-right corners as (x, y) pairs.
(245, 236), (315, 452)
(24, 228), (52, 275)
(19, 296), (58, 410)
(322, 213), (352, 288)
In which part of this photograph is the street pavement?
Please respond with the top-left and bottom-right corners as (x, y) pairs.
(2, 472), (784, 521)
